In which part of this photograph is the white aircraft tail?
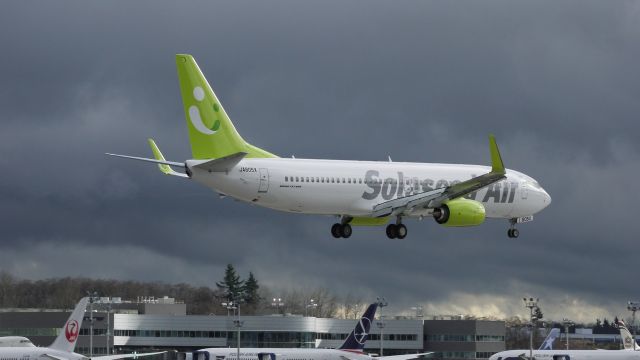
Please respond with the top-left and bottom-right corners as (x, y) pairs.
(49, 297), (89, 353)
(617, 320), (640, 350)
(539, 328), (560, 350)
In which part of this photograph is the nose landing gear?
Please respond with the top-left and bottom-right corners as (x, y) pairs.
(507, 218), (519, 238)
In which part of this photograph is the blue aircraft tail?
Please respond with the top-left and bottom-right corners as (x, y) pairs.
(339, 303), (378, 350)
(539, 328), (560, 350)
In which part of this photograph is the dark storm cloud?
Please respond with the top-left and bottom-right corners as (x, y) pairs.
(1, 0), (639, 321)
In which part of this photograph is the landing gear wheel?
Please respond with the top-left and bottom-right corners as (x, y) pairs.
(396, 224), (407, 239)
(331, 223), (342, 238)
(340, 224), (352, 238)
(386, 224), (397, 239)
(507, 228), (520, 238)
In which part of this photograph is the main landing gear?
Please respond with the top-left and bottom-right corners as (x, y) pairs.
(331, 223), (352, 238)
(507, 218), (519, 238)
(386, 217), (407, 239)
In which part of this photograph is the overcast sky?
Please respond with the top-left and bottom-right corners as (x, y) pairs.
(1, 0), (639, 323)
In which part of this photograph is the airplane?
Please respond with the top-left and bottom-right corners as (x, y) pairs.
(191, 303), (430, 360)
(0, 297), (164, 360)
(107, 54), (551, 239)
(539, 328), (560, 350)
(490, 322), (640, 360)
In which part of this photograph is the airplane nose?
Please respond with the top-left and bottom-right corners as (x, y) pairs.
(540, 188), (551, 208)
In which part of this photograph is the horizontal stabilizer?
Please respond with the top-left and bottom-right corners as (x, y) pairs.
(105, 153), (183, 167)
(190, 152), (247, 172)
(106, 151), (189, 179)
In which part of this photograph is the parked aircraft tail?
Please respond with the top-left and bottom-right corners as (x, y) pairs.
(339, 303), (378, 350)
(49, 297), (89, 352)
(538, 328), (560, 350)
(617, 320), (639, 350)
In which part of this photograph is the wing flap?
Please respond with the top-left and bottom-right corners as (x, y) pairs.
(372, 188), (445, 218)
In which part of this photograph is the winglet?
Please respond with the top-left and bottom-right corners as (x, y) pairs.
(489, 135), (505, 174)
(148, 138), (174, 175)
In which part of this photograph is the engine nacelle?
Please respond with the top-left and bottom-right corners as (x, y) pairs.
(433, 198), (486, 227)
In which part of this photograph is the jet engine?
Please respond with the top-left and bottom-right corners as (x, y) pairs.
(432, 198), (486, 227)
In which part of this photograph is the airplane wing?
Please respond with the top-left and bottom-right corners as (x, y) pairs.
(41, 354), (69, 360)
(378, 352), (433, 360)
(91, 351), (167, 360)
(371, 135), (506, 218)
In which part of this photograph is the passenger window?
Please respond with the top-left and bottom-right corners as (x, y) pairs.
(316, 177), (319, 182)
(348, 178), (351, 183)
(285, 176), (288, 182)
(306, 177), (309, 182)
(296, 177), (299, 182)
(311, 177), (314, 183)
(342, 178), (345, 183)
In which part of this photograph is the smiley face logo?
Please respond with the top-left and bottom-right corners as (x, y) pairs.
(65, 320), (79, 343)
(189, 86), (221, 135)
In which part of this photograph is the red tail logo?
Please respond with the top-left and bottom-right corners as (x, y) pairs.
(65, 320), (79, 342)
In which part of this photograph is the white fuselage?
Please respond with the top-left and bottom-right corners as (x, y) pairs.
(0, 337), (35, 347)
(195, 348), (373, 360)
(490, 349), (640, 360)
(187, 158), (550, 219)
(0, 347), (85, 360)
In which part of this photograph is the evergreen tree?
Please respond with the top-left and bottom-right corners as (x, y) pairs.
(534, 307), (544, 321)
(243, 272), (260, 305)
(216, 264), (245, 301)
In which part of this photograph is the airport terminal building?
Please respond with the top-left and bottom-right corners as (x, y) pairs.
(0, 297), (505, 360)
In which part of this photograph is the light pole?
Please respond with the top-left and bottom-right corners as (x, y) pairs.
(106, 300), (112, 355)
(376, 297), (388, 356)
(523, 297), (539, 360)
(271, 298), (285, 316)
(410, 305), (423, 319)
(563, 318), (573, 350)
(222, 301), (242, 360)
(87, 291), (98, 357)
(628, 301), (640, 339)
(305, 299), (318, 317)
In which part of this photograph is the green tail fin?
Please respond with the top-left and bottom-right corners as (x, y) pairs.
(175, 54), (277, 159)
